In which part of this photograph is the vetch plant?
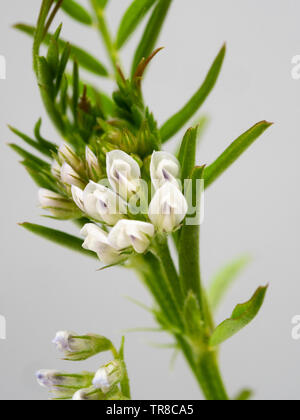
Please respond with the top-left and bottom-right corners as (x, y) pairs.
(11, 0), (272, 400)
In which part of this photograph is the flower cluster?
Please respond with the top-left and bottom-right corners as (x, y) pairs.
(37, 331), (126, 400)
(77, 149), (188, 264)
(39, 145), (188, 265)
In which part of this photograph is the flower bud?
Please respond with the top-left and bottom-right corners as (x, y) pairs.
(52, 331), (112, 361)
(106, 150), (141, 201)
(72, 387), (105, 401)
(150, 151), (181, 190)
(58, 143), (82, 170)
(51, 160), (61, 180)
(93, 360), (124, 393)
(36, 370), (94, 399)
(38, 189), (80, 219)
(82, 181), (127, 225)
(85, 146), (102, 181)
(108, 220), (155, 254)
(81, 224), (123, 265)
(148, 182), (188, 233)
(61, 162), (85, 189)
(71, 185), (85, 213)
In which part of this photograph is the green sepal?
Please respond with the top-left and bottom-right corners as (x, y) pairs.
(210, 286), (268, 347)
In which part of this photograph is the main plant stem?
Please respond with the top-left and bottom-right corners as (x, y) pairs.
(147, 237), (229, 400)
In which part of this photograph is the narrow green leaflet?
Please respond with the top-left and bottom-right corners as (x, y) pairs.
(210, 286), (268, 347)
(160, 45), (226, 143)
(92, 0), (109, 8)
(131, 0), (173, 76)
(20, 223), (96, 258)
(116, 0), (157, 49)
(118, 337), (131, 400)
(204, 121), (273, 188)
(55, 0), (93, 25)
(9, 144), (51, 169)
(8, 125), (52, 158)
(15, 24), (109, 77)
(178, 126), (198, 182)
(208, 255), (251, 311)
(33, 0), (54, 73)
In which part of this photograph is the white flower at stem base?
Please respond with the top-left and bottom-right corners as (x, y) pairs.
(108, 220), (155, 254)
(61, 162), (85, 189)
(86, 146), (102, 180)
(106, 150), (141, 200)
(81, 224), (123, 265)
(93, 360), (123, 394)
(148, 182), (188, 233)
(82, 181), (127, 225)
(52, 331), (112, 361)
(58, 142), (82, 170)
(150, 151), (181, 190)
(38, 189), (79, 219)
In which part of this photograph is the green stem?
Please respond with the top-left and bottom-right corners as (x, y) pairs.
(90, 0), (119, 73)
(152, 235), (184, 311)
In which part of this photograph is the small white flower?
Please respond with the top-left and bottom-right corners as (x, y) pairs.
(148, 182), (188, 233)
(86, 146), (101, 180)
(81, 224), (123, 265)
(108, 220), (155, 254)
(61, 162), (85, 189)
(58, 142), (82, 169)
(106, 150), (141, 200)
(71, 186), (85, 213)
(82, 181), (127, 225)
(93, 361), (123, 393)
(150, 151), (181, 190)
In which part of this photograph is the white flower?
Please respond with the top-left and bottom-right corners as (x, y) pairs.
(82, 181), (127, 225)
(61, 162), (85, 189)
(148, 182), (188, 233)
(93, 361), (123, 393)
(86, 146), (101, 180)
(150, 151), (181, 190)
(36, 370), (61, 388)
(58, 142), (82, 169)
(106, 150), (141, 200)
(81, 224), (122, 265)
(108, 220), (155, 254)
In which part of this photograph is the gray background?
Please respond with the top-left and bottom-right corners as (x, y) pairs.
(0, 0), (299, 400)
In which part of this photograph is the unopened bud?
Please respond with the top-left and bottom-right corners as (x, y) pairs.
(61, 162), (85, 189)
(38, 189), (80, 219)
(85, 146), (102, 181)
(93, 360), (124, 393)
(52, 331), (112, 361)
(51, 160), (61, 180)
(58, 143), (82, 170)
(72, 387), (105, 401)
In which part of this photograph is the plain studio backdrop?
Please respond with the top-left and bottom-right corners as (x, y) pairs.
(0, 0), (299, 400)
